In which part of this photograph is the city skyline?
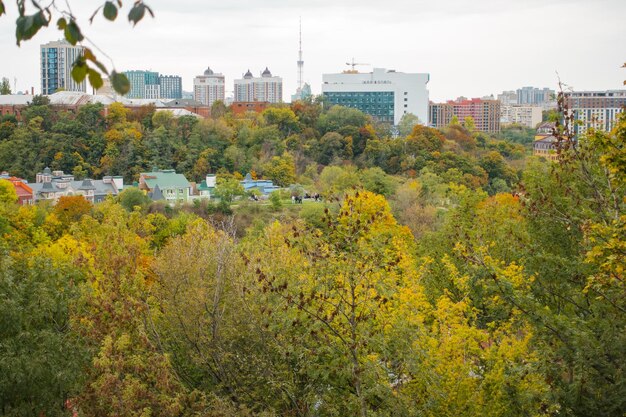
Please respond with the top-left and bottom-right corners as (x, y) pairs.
(0, 0), (624, 101)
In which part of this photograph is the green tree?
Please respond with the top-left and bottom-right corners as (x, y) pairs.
(118, 187), (151, 211)
(0, 77), (11, 95)
(397, 113), (421, 137)
(262, 153), (296, 187)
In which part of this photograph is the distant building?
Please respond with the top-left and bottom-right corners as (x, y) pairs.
(500, 105), (543, 128)
(125, 70), (160, 99)
(195, 174), (216, 199)
(241, 173), (280, 195)
(429, 97), (501, 133)
(322, 68), (429, 125)
(516, 86), (556, 108)
(159, 75), (182, 99)
(31, 168), (122, 203)
(532, 122), (559, 161)
(230, 101), (270, 115)
(94, 77), (115, 96)
(497, 91), (518, 106)
(139, 169), (191, 204)
(0, 173), (33, 205)
(40, 40), (86, 95)
(291, 82), (312, 102)
(234, 68), (283, 103)
(124, 70), (182, 99)
(193, 67), (225, 106)
(564, 90), (626, 135)
(0, 91), (207, 121)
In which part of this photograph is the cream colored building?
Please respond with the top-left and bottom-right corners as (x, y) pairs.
(500, 105), (543, 128)
(193, 67), (225, 106)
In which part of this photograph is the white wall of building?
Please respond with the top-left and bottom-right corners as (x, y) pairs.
(234, 70), (283, 103)
(501, 105), (543, 128)
(194, 73), (225, 106)
(321, 68), (429, 125)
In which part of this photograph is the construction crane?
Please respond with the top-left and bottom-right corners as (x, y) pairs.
(345, 58), (369, 72)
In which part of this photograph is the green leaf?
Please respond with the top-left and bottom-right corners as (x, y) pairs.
(57, 17), (67, 30)
(88, 69), (104, 90)
(103, 1), (118, 21)
(128, 3), (146, 26)
(64, 20), (84, 45)
(71, 61), (88, 83)
(110, 71), (130, 95)
(15, 12), (48, 45)
(0, 1), (6, 16)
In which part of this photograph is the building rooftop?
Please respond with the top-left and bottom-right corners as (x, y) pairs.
(140, 169), (191, 190)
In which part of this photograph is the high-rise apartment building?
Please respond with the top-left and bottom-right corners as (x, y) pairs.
(125, 70), (160, 99)
(321, 68), (430, 125)
(40, 40), (86, 95)
(159, 75), (182, 100)
(564, 90), (626, 135)
(234, 68), (283, 103)
(500, 105), (543, 128)
(497, 91), (518, 106)
(193, 67), (225, 106)
(429, 98), (501, 133)
(517, 86), (555, 106)
(124, 71), (182, 99)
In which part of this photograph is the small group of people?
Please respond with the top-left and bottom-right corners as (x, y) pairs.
(291, 193), (322, 204)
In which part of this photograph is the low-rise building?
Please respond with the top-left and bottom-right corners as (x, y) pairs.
(139, 169), (191, 204)
(31, 168), (122, 203)
(533, 122), (559, 161)
(195, 174), (216, 199)
(231, 101), (270, 115)
(241, 173), (280, 195)
(0, 172), (34, 205)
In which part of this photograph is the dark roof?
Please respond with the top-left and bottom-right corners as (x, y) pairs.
(150, 184), (164, 201)
(261, 67), (272, 77)
(79, 179), (96, 190)
(204, 67), (214, 76)
(41, 182), (55, 191)
(43, 167), (51, 175)
(244, 69), (253, 79)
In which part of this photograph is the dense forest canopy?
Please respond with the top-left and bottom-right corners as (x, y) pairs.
(0, 97), (625, 417)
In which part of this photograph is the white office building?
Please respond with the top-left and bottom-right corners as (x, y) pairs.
(321, 68), (429, 125)
(193, 67), (225, 106)
(234, 68), (283, 103)
(40, 40), (86, 95)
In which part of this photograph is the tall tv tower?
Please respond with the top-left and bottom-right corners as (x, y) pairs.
(297, 17), (304, 92)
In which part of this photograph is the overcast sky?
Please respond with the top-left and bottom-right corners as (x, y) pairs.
(1, 0), (624, 101)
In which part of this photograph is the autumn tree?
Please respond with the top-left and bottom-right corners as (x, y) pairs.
(246, 191), (430, 417)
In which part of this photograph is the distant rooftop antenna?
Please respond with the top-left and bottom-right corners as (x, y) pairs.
(297, 17), (304, 91)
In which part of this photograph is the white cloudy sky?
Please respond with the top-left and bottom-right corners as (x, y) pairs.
(1, 0), (624, 101)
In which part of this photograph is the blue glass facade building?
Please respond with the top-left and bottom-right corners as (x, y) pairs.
(323, 91), (395, 123)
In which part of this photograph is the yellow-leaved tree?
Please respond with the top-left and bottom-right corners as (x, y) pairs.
(243, 190), (430, 417)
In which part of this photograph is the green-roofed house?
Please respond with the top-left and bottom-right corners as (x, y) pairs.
(196, 174), (216, 199)
(139, 169), (191, 204)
